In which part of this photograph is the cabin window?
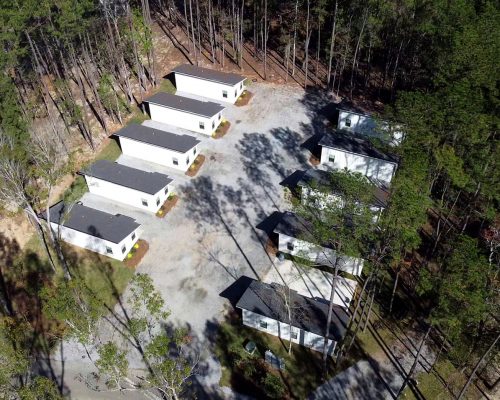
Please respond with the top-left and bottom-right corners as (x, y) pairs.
(287, 242), (294, 251)
(173, 158), (179, 165)
(234, 89), (237, 97)
(106, 246), (113, 254)
(131, 232), (136, 241)
(291, 331), (298, 339)
(240, 82), (243, 89)
(156, 197), (160, 206)
(121, 245), (126, 254)
(218, 113), (221, 120)
(259, 320), (268, 329)
(164, 187), (169, 195)
(222, 90), (228, 98)
(186, 156), (190, 165)
(345, 118), (351, 127)
(212, 121), (215, 129)
(141, 199), (148, 207)
(193, 147), (197, 155)
(199, 122), (205, 130)
(328, 155), (335, 163)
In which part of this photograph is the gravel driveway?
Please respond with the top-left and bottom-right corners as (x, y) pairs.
(50, 82), (334, 399)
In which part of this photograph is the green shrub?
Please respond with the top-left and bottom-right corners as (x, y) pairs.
(62, 176), (87, 203)
(261, 373), (285, 399)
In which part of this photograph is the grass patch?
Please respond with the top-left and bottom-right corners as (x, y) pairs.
(159, 79), (176, 94)
(127, 111), (149, 126)
(356, 322), (395, 355)
(402, 358), (483, 400)
(403, 359), (455, 400)
(95, 139), (122, 162)
(214, 312), (355, 399)
(24, 234), (134, 310)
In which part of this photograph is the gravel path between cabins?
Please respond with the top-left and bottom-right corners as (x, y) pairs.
(47, 82), (329, 399)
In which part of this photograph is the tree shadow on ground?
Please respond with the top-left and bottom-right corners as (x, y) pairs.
(237, 132), (288, 180)
(159, 320), (226, 400)
(181, 176), (262, 281)
(299, 87), (339, 160)
(0, 233), (71, 397)
(270, 127), (309, 169)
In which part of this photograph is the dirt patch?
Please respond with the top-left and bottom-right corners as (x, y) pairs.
(124, 239), (149, 269)
(0, 214), (35, 249)
(235, 90), (254, 107)
(185, 154), (206, 177)
(156, 195), (179, 218)
(265, 238), (278, 258)
(212, 121), (231, 139)
(309, 154), (321, 166)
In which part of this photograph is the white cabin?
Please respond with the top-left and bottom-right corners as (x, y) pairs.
(40, 202), (140, 261)
(296, 169), (389, 223)
(80, 160), (173, 213)
(173, 64), (246, 104)
(114, 123), (201, 172)
(236, 279), (349, 355)
(319, 131), (399, 185)
(337, 107), (404, 145)
(273, 212), (364, 276)
(145, 92), (225, 136)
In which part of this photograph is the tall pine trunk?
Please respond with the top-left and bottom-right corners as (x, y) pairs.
(327, 0), (338, 88)
(303, 0), (311, 88)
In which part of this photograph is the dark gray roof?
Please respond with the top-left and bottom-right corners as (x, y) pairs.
(173, 64), (245, 86)
(319, 130), (399, 164)
(146, 92), (224, 117)
(40, 202), (140, 244)
(297, 169), (389, 208)
(114, 124), (200, 153)
(80, 160), (172, 195)
(236, 278), (349, 341)
(273, 211), (317, 243)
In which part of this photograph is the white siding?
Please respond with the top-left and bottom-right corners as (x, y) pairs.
(277, 232), (364, 276)
(241, 309), (336, 355)
(175, 74), (245, 104)
(338, 110), (377, 136)
(320, 146), (397, 185)
(301, 187), (384, 223)
(84, 176), (172, 213)
(50, 222), (140, 261)
(118, 137), (198, 172)
(149, 103), (222, 136)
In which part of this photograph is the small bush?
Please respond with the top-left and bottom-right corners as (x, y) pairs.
(262, 373), (285, 399)
(62, 176), (87, 203)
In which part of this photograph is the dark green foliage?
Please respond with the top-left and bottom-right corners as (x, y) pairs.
(261, 373), (286, 399)
(418, 236), (492, 341)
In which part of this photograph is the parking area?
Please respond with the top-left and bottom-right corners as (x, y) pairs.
(62, 82), (332, 398)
